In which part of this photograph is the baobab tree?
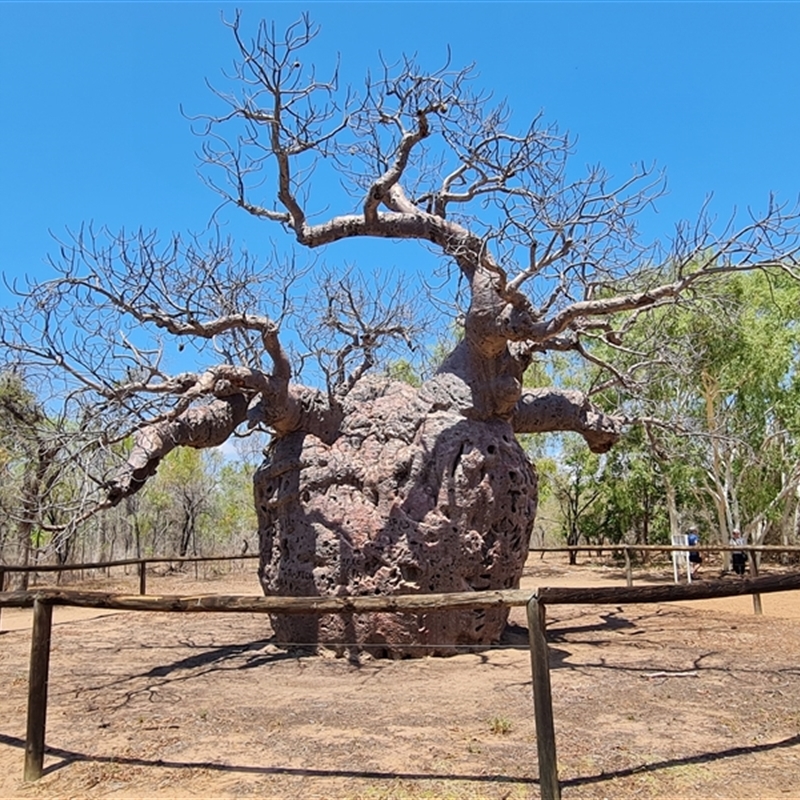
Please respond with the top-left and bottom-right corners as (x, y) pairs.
(2, 15), (799, 655)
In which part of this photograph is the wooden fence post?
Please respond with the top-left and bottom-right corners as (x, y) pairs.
(0, 568), (5, 630)
(624, 549), (633, 587)
(527, 595), (561, 800)
(139, 561), (147, 595)
(748, 551), (763, 615)
(24, 598), (53, 781)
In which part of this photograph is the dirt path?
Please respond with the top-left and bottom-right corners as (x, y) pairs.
(1, 557), (799, 799)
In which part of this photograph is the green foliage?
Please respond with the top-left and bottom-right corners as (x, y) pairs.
(577, 429), (672, 546)
(589, 268), (800, 542)
(384, 359), (422, 387)
(213, 461), (259, 545)
(525, 267), (800, 549)
(0, 372), (67, 564)
(0, 370), (261, 564)
(150, 448), (259, 554)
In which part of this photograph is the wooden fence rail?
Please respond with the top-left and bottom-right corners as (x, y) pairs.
(2, 572), (798, 613)
(2, 571), (800, 800)
(0, 552), (260, 574)
(4, 543), (796, 627)
(3, 544), (799, 577)
(0, 542), (787, 578)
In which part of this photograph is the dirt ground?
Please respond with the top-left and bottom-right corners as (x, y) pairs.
(1, 555), (799, 800)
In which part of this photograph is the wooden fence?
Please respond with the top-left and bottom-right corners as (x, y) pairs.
(3, 543), (797, 627)
(2, 572), (800, 799)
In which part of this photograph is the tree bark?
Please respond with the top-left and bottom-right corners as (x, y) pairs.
(256, 375), (538, 656)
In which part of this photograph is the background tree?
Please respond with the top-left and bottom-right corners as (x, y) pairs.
(2, 14), (799, 653)
(0, 373), (81, 587)
(582, 269), (800, 559)
(551, 440), (603, 565)
(557, 428), (671, 559)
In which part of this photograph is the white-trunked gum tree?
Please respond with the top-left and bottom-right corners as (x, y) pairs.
(2, 14), (799, 655)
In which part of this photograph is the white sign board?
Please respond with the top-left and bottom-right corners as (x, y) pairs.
(671, 533), (691, 584)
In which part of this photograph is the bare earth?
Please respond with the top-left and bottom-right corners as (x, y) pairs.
(1, 556), (799, 800)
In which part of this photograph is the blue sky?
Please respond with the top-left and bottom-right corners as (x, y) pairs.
(1, 2), (799, 374)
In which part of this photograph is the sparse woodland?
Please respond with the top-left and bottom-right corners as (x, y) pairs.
(2, 15), (800, 650)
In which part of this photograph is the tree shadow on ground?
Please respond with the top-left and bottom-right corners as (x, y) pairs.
(546, 609), (638, 639)
(55, 638), (299, 706)
(561, 732), (800, 787)
(501, 610), (639, 653)
(1, 731), (798, 789)
(142, 638), (292, 677)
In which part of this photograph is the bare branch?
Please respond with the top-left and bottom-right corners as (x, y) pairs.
(512, 388), (623, 453)
(3, 11), (800, 539)
(106, 394), (249, 505)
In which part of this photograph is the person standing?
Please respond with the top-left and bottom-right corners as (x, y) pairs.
(687, 526), (702, 579)
(731, 529), (747, 577)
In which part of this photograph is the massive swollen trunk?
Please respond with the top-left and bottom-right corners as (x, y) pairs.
(255, 375), (537, 658)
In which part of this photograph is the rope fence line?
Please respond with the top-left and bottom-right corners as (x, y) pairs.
(2, 572), (800, 799)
